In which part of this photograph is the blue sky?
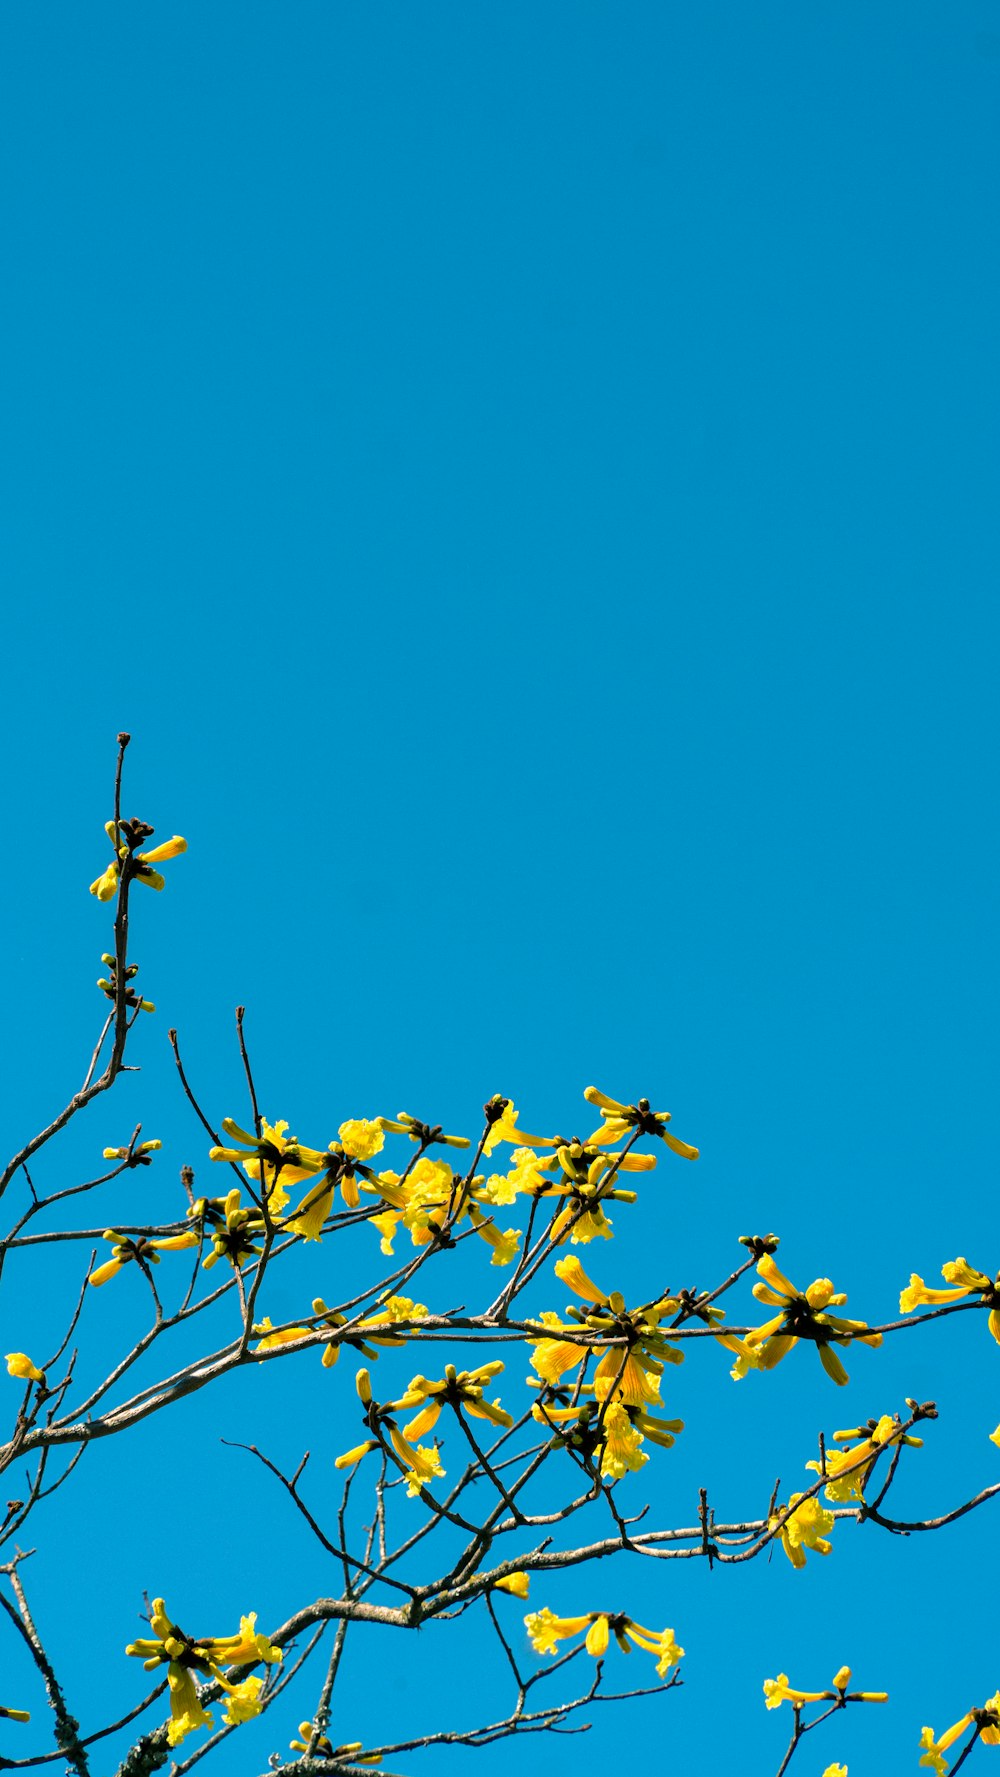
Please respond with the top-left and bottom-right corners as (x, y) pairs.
(0, 3), (998, 1772)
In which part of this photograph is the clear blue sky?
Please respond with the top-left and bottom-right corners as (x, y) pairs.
(1, 4), (998, 1772)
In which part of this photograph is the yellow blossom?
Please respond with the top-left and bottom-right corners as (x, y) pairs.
(524, 1607), (593, 1654)
(334, 1440), (379, 1470)
(387, 1427), (446, 1496)
(283, 1176), (335, 1242)
(253, 1318), (313, 1357)
(165, 1665), (213, 1746)
(338, 1119), (385, 1161)
(290, 1722), (335, 1756)
(623, 1621), (684, 1676)
(5, 1353), (44, 1383)
(901, 1258), (1000, 1346)
(763, 1673), (832, 1709)
(377, 1111), (470, 1149)
(770, 1492), (835, 1569)
(215, 1613), (282, 1666)
(553, 1254), (610, 1303)
(592, 1348), (662, 1408)
(482, 1099), (540, 1155)
(468, 1204), (522, 1266)
(493, 1573), (530, 1599)
(599, 1402), (649, 1478)
(371, 1209), (400, 1255)
(549, 1202), (615, 1244)
(918, 1713), (978, 1775)
(220, 1678), (265, 1726)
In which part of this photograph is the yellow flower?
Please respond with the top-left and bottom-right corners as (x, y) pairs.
(103, 1138), (162, 1162)
(592, 1348), (662, 1408)
(88, 1229), (182, 1287)
(823, 1766), (848, 1777)
(622, 1620), (684, 1676)
(312, 1295), (426, 1371)
(901, 1258), (1000, 1345)
(371, 1209), (400, 1255)
(90, 821), (187, 900)
(283, 1177), (335, 1242)
(5, 1353), (44, 1383)
(334, 1440), (379, 1470)
(769, 1492), (835, 1569)
(553, 1254), (610, 1303)
(981, 1692), (1000, 1746)
(524, 1607), (593, 1654)
(338, 1119), (385, 1161)
(215, 1613), (282, 1666)
(220, 1678), (264, 1726)
(387, 1427), (445, 1497)
(549, 1202), (615, 1244)
(918, 1713), (977, 1775)
(287, 1725), (380, 1764)
(165, 1665), (213, 1746)
(763, 1673), (830, 1709)
(482, 1098), (540, 1155)
(599, 1402), (649, 1479)
(253, 1318), (313, 1357)
(468, 1204), (522, 1266)
(493, 1572), (530, 1599)
(126, 1596), (279, 1746)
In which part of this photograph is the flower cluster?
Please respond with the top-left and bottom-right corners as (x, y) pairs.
(525, 1605), (683, 1676)
(737, 1249), (881, 1386)
(89, 1226), (199, 1288)
(527, 1256), (685, 1477)
(806, 1413), (924, 1502)
(125, 1598), (280, 1747)
(90, 820), (187, 902)
(335, 1361), (516, 1497)
(473, 1089), (679, 1247)
(764, 1664), (887, 1709)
